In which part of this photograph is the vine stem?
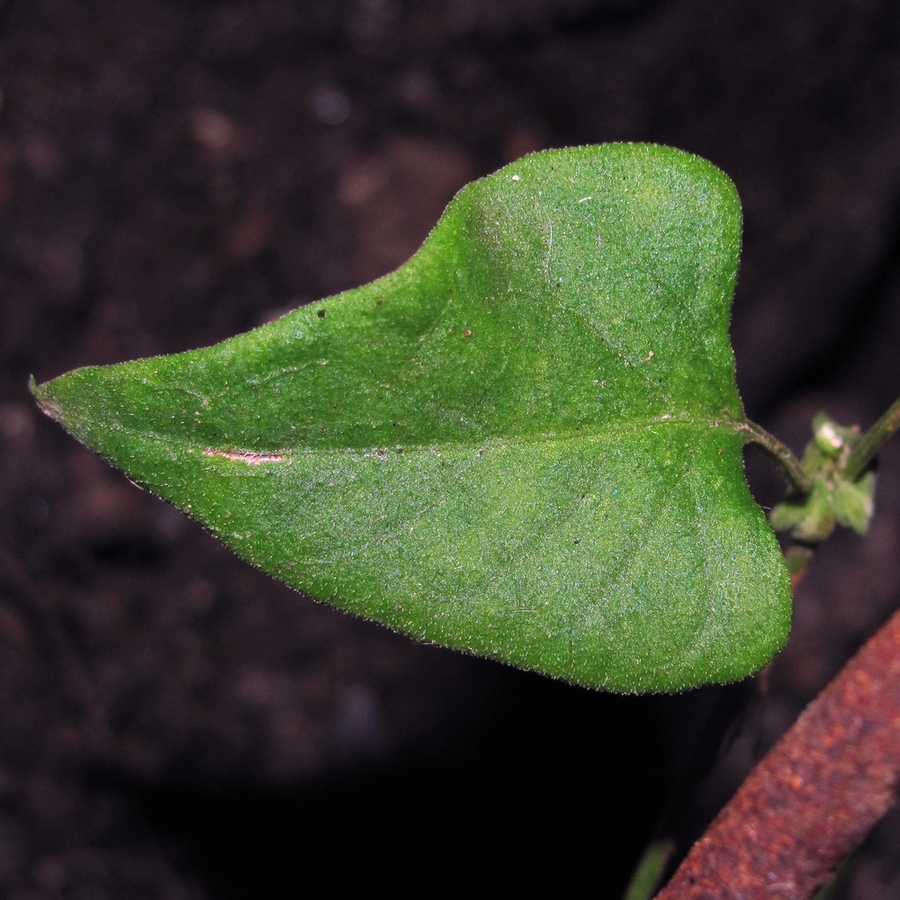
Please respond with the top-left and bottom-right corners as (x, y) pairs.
(622, 839), (675, 900)
(653, 605), (900, 900)
(843, 394), (900, 483)
(740, 421), (812, 495)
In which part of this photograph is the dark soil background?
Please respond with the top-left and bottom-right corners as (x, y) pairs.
(2, 1), (900, 897)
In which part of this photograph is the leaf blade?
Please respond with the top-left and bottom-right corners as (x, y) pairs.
(34, 143), (791, 692)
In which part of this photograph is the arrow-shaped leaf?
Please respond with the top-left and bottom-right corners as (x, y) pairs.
(33, 144), (791, 692)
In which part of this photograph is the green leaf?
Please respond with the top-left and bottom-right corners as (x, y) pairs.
(33, 144), (791, 692)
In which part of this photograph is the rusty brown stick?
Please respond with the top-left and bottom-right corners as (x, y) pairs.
(655, 605), (900, 900)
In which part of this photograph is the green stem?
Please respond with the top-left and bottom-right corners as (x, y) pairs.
(741, 421), (812, 495)
(843, 394), (900, 483)
(621, 838), (675, 900)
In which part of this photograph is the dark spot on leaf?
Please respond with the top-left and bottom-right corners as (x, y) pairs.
(317, 309), (326, 318)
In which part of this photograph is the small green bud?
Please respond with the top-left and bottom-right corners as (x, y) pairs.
(812, 413), (859, 459)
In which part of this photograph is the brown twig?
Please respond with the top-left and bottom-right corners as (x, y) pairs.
(655, 605), (900, 900)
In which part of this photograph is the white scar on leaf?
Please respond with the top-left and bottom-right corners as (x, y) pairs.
(203, 449), (288, 464)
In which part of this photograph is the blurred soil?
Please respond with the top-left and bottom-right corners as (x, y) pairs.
(1, 1), (900, 897)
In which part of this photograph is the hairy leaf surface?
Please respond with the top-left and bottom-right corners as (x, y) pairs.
(34, 144), (791, 692)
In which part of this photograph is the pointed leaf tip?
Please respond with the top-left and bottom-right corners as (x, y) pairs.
(35, 144), (791, 692)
